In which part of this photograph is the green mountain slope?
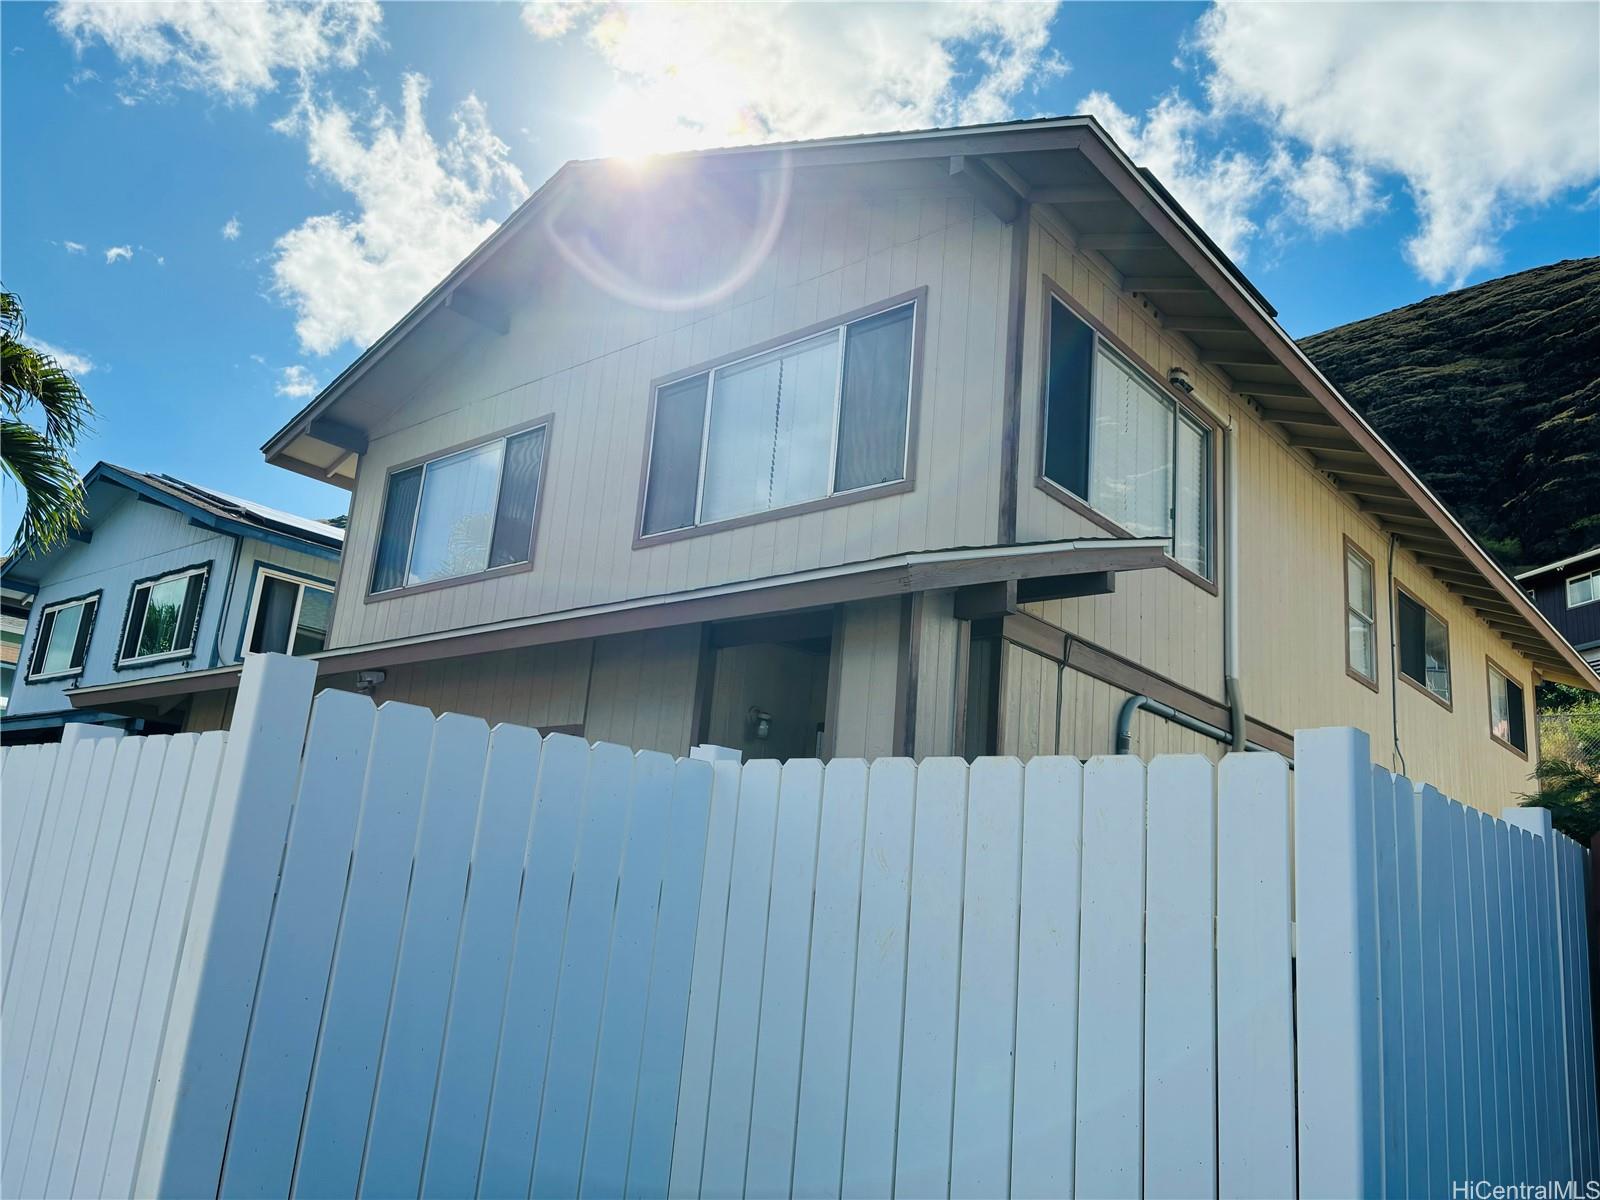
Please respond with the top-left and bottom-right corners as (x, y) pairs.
(1298, 257), (1600, 571)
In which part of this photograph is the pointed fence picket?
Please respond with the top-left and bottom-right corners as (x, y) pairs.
(3, 653), (1597, 1198)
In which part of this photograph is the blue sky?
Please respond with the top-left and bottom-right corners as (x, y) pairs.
(4, 1), (1597, 546)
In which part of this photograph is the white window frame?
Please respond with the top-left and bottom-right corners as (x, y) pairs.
(240, 568), (334, 660)
(371, 418), (551, 596)
(26, 594), (98, 682)
(1568, 568), (1599, 608)
(120, 565), (208, 666)
(644, 299), (918, 533)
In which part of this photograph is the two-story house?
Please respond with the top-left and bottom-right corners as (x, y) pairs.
(0, 463), (342, 742)
(1518, 546), (1600, 674)
(71, 118), (1598, 809)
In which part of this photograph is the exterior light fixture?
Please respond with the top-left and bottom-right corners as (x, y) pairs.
(748, 707), (773, 740)
(1168, 366), (1195, 394)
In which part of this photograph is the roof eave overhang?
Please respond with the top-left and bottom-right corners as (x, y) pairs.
(69, 536), (1168, 704)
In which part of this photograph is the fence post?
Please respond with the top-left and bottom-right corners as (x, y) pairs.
(1293, 727), (1382, 1198)
(134, 653), (317, 1198)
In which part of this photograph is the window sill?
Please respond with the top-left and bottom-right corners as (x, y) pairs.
(633, 477), (915, 550)
(365, 556), (535, 605)
(1345, 663), (1380, 694)
(24, 669), (84, 684)
(116, 648), (197, 671)
(1489, 731), (1529, 761)
(1034, 475), (1218, 596)
(1398, 669), (1453, 712)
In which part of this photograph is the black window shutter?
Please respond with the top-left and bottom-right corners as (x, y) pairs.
(1507, 678), (1527, 751)
(29, 610), (57, 676)
(70, 600), (96, 670)
(643, 374), (709, 535)
(122, 589), (150, 661)
(176, 573), (205, 654)
(1397, 591), (1427, 684)
(1043, 299), (1094, 496)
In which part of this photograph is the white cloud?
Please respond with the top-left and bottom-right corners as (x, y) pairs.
(21, 334), (95, 376)
(1084, 90), (1267, 260)
(1272, 149), (1382, 235)
(221, 215), (241, 240)
(275, 364), (319, 397)
(1194, 1), (1600, 285)
(63, 240), (86, 254)
(271, 73), (529, 355)
(522, 1), (1064, 155)
(104, 244), (132, 263)
(50, 0), (381, 103)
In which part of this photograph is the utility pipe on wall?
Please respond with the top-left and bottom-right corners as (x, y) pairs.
(1222, 420), (1246, 751)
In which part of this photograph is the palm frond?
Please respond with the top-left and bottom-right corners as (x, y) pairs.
(1, 418), (87, 554)
(1519, 755), (1600, 842)
(1, 315), (93, 446)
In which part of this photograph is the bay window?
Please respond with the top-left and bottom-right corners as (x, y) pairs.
(371, 420), (549, 594)
(26, 593), (99, 681)
(119, 566), (207, 666)
(640, 297), (918, 537)
(1041, 293), (1213, 579)
(244, 569), (334, 657)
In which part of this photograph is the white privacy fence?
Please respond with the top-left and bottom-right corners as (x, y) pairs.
(2, 652), (1596, 1198)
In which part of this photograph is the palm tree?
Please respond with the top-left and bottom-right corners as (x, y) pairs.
(2, 289), (92, 552)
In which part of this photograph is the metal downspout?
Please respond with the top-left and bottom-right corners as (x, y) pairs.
(1223, 421), (1246, 751)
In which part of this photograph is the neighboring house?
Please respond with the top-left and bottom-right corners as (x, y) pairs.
(0, 463), (342, 743)
(77, 118), (1598, 810)
(0, 564), (30, 712)
(1517, 545), (1600, 672)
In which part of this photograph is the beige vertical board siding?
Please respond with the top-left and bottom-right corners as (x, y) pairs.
(331, 180), (1010, 651)
(831, 598), (904, 760)
(361, 640), (591, 730)
(1055, 668), (1220, 762)
(998, 642), (1061, 759)
(585, 625), (702, 755)
(183, 691), (234, 734)
(703, 642), (830, 761)
(913, 591), (961, 760)
(1011, 213), (1539, 811)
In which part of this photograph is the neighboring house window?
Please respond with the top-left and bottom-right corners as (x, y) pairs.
(1344, 540), (1378, 687)
(119, 566), (207, 665)
(640, 299), (917, 536)
(371, 421), (549, 594)
(1568, 569), (1598, 608)
(26, 593), (99, 681)
(1396, 585), (1451, 706)
(244, 570), (333, 657)
(1041, 294), (1213, 579)
(1487, 660), (1527, 755)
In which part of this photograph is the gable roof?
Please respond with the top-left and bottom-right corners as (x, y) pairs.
(258, 115), (1599, 689)
(1, 462), (342, 589)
